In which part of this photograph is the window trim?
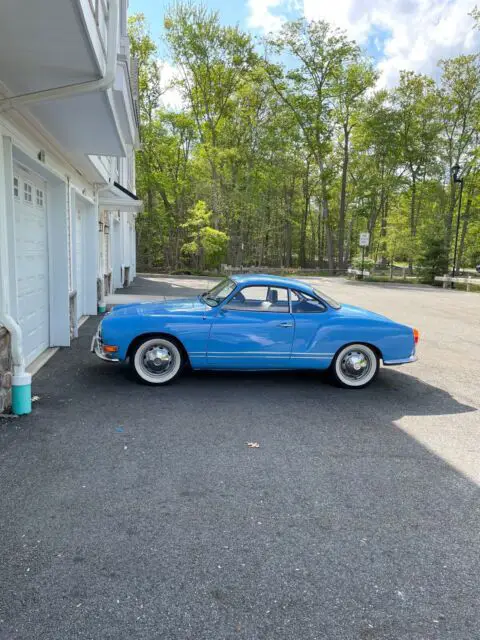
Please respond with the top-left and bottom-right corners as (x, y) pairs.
(222, 285), (291, 314)
(35, 187), (44, 208)
(290, 289), (328, 314)
(13, 175), (20, 200)
(23, 180), (33, 205)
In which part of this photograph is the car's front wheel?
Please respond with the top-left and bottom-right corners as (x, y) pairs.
(131, 337), (184, 385)
(330, 343), (379, 389)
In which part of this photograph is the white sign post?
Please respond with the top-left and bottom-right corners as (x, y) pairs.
(359, 232), (370, 279)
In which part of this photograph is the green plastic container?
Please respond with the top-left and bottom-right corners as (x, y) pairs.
(12, 373), (32, 415)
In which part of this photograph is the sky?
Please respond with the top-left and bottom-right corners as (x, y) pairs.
(128, 0), (480, 107)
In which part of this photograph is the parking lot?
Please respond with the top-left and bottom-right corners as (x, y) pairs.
(0, 276), (479, 639)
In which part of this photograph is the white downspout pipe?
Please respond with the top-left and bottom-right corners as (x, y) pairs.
(0, 313), (31, 415)
(0, 0), (119, 112)
(0, 131), (31, 414)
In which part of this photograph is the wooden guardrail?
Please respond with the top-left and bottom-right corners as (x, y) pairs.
(435, 275), (480, 291)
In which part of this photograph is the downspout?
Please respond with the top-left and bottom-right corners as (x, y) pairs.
(0, 314), (31, 415)
(0, 132), (31, 414)
(0, 0), (119, 112)
(0, 1), (118, 411)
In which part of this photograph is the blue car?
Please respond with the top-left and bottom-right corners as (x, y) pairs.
(92, 274), (418, 389)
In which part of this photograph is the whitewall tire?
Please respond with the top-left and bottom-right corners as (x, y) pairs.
(331, 343), (379, 389)
(131, 337), (183, 385)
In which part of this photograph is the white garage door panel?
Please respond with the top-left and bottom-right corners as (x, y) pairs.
(14, 168), (50, 365)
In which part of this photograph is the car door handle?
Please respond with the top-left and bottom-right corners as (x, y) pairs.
(277, 321), (293, 328)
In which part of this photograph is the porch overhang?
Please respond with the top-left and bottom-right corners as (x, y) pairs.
(99, 182), (143, 213)
(0, 0), (138, 159)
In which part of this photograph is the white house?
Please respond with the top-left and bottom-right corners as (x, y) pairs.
(0, 0), (142, 413)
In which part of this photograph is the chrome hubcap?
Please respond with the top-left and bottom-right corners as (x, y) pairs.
(142, 345), (174, 375)
(341, 350), (371, 380)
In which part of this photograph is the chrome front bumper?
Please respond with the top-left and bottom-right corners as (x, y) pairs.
(91, 326), (119, 362)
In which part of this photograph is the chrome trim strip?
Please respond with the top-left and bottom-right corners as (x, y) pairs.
(205, 351), (334, 356)
(290, 356), (332, 359)
(208, 355), (290, 358)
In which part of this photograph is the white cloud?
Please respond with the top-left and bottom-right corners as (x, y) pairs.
(157, 61), (184, 110)
(303, 0), (480, 87)
(247, 0), (286, 32)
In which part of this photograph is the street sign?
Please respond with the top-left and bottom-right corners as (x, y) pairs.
(359, 232), (370, 247)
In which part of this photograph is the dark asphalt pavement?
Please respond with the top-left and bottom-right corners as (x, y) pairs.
(114, 275), (211, 298)
(0, 301), (479, 638)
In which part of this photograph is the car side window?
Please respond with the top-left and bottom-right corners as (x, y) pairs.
(291, 290), (326, 313)
(225, 286), (289, 313)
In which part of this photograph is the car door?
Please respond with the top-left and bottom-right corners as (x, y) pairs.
(290, 290), (335, 369)
(206, 285), (294, 369)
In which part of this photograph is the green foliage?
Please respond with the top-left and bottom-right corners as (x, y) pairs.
(130, 4), (480, 278)
(417, 236), (449, 284)
(351, 256), (375, 271)
(180, 201), (229, 269)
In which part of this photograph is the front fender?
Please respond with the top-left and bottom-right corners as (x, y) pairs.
(101, 314), (212, 362)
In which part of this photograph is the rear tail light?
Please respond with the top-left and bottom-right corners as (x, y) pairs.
(413, 328), (420, 345)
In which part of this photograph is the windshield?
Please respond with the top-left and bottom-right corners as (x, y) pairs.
(202, 278), (237, 307)
(313, 287), (341, 310)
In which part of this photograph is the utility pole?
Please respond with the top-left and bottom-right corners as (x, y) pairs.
(451, 164), (464, 283)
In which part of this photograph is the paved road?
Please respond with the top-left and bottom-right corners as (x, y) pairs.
(0, 276), (479, 639)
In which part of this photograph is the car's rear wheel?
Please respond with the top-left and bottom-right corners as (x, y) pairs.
(131, 337), (183, 385)
(330, 343), (379, 389)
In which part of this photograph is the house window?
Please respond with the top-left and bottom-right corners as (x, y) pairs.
(13, 176), (19, 199)
(24, 182), (33, 203)
(36, 188), (44, 207)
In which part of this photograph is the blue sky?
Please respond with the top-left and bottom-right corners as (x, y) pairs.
(128, 0), (480, 93)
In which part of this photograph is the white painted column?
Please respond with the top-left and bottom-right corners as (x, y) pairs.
(132, 221), (136, 278)
(0, 133), (14, 314)
(48, 181), (70, 346)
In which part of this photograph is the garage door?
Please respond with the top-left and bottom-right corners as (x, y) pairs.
(14, 166), (50, 365)
(76, 202), (85, 319)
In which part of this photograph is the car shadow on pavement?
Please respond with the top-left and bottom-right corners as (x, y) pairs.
(83, 357), (476, 424)
(0, 317), (479, 640)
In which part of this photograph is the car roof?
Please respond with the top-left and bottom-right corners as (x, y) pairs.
(230, 273), (315, 295)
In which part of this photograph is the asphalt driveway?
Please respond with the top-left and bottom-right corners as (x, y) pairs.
(0, 278), (479, 640)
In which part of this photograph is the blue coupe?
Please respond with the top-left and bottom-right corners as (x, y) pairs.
(92, 274), (418, 389)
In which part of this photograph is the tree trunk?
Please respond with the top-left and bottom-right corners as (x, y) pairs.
(338, 124), (349, 270)
(319, 159), (335, 272)
(408, 175), (417, 275)
(457, 195), (472, 271)
(317, 207), (323, 268)
(444, 178), (456, 252)
(379, 193), (388, 268)
(300, 161), (310, 268)
(345, 215), (354, 267)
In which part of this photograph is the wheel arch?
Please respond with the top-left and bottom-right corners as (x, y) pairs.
(126, 332), (190, 364)
(332, 341), (383, 364)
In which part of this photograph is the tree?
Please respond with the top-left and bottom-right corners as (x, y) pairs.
(128, 9), (480, 279)
(439, 55), (480, 253)
(393, 71), (442, 271)
(334, 60), (377, 269)
(265, 19), (362, 271)
(164, 2), (256, 225)
(181, 201), (229, 270)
